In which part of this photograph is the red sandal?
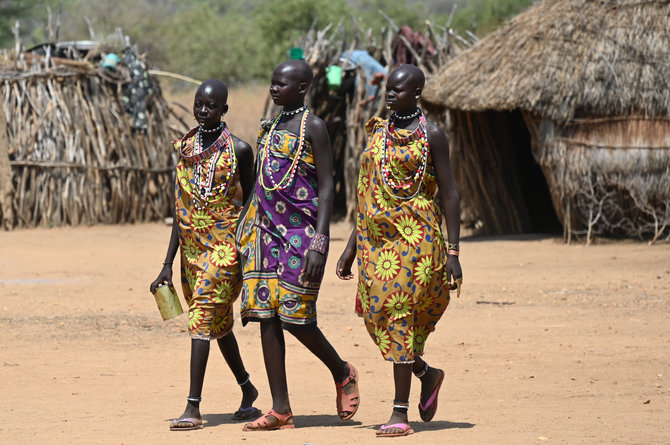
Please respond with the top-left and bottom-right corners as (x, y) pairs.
(335, 362), (360, 420)
(242, 409), (295, 431)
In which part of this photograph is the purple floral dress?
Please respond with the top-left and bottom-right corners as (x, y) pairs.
(237, 129), (325, 325)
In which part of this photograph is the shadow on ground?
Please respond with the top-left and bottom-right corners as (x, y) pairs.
(202, 413), (362, 428)
(355, 420), (475, 432)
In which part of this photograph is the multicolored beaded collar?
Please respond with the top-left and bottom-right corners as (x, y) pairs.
(179, 123), (230, 164)
(380, 110), (429, 200)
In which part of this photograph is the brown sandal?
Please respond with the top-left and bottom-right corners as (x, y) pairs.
(335, 362), (360, 420)
(242, 409), (295, 431)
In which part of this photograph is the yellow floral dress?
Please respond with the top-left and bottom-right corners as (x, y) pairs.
(175, 126), (242, 339)
(356, 117), (450, 363)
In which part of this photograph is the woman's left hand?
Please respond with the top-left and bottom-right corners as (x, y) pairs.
(304, 249), (326, 282)
(447, 255), (463, 291)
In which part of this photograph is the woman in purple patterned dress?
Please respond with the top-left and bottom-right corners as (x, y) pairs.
(236, 60), (360, 431)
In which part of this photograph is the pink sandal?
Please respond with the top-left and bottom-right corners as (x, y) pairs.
(376, 422), (414, 437)
(335, 362), (360, 420)
(418, 368), (445, 422)
(242, 409), (295, 431)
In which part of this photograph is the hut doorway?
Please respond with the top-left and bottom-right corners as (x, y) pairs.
(450, 109), (561, 234)
(510, 112), (562, 233)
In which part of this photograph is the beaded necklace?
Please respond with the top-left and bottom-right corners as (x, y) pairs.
(183, 123), (237, 204)
(259, 107), (309, 191)
(282, 105), (306, 116)
(199, 122), (223, 133)
(380, 110), (429, 200)
(394, 107), (421, 120)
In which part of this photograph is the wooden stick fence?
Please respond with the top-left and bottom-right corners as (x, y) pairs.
(0, 53), (186, 229)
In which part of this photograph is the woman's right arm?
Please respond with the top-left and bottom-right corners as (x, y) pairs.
(149, 215), (179, 293)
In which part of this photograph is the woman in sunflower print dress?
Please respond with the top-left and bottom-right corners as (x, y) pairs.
(150, 79), (261, 431)
(337, 65), (463, 438)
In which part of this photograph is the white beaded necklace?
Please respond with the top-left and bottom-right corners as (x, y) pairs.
(281, 105), (306, 116)
(192, 124), (237, 205)
(199, 122), (224, 134)
(394, 107), (421, 120)
(259, 107), (309, 191)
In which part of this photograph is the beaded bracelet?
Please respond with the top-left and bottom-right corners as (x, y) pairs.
(448, 242), (460, 251)
(308, 233), (329, 255)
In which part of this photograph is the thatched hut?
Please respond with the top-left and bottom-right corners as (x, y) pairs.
(0, 46), (185, 229)
(422, 0), (670, 243)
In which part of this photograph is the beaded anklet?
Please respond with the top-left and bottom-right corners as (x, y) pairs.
(392, 399), (410, 413)
(413, 362), (429, 379)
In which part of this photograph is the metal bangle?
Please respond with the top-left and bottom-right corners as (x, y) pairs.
(237, 373), (250, 386)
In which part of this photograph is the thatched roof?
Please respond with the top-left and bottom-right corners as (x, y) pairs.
(422, 0), (670, 122)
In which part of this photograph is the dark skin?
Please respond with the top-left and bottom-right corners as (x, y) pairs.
(149, 79), (256, 427)
(247, 60), (353, 422)
(336, 64), (463, 435)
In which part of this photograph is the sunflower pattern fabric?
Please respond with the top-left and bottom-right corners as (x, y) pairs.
(236, 129), (323, 326)
(355, 117), (450, 363)
(174, 127), (242, 340)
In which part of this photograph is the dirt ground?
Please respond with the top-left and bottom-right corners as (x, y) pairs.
(1, 221), (669, 445)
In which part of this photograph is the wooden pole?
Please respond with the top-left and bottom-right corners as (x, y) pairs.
(0, 105), (14, 229)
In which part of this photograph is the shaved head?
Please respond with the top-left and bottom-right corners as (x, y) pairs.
(197, 79), (228, 107)
(389, 64), (425, 92)
(274, 59), (313, 87)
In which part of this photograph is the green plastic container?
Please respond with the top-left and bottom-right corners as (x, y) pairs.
(326, 65), (342, 90)
(289, 47), (304, 60)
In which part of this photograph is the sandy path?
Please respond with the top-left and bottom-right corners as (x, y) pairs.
(1, 222), (668, 444)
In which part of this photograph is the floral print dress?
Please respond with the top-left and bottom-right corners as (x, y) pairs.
(175, 127), (242, 339)
(355, 117), (450, 363)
